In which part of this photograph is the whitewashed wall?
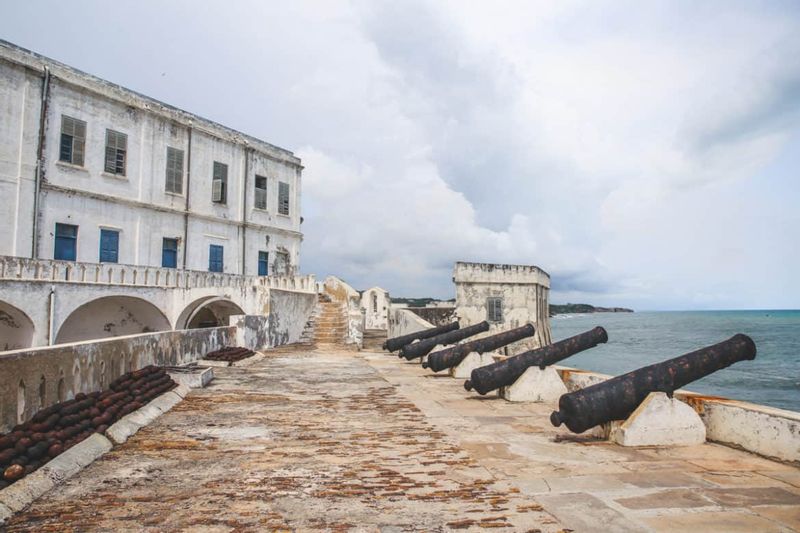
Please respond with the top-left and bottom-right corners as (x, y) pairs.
(0, 41), (303, 277)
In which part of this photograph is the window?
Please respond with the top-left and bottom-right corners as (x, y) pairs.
(254, 175), (267, 210)
(212, 162), (227, 204)
(162, 238), (178, 268)
(258, 251), (268, 276)
(104, 129), (127, 175)
(59, 116), (86, 166)
(487, 297), (503, 323)
(278, 181), (290, 215)
(274, 251), (289, 275)
(165, 147), (184, 194)
(209, 244), (224, 272)
(99, 229), (119, 263)
(54, 223), (78, 261)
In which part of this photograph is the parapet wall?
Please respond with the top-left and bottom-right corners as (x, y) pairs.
(556, 366), (800, 464)
(0, 326), (234, 432)
(388, 308), (435, 339)
(453, 261), (551, 288)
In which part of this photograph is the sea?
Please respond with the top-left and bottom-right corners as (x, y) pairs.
(550, 310), (800, 413)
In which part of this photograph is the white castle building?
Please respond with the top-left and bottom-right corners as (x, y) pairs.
(0, 39), (302, 277)
(0, 40), (314, 350)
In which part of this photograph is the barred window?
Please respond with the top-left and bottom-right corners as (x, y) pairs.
(212, 161), (227, 204)
(104, 129), (127, 175)
(278, 181), (290, 215)
(254, 175), (267, 210)
(59, 116), (86, 166)
(165, 147), (184, 194)
(487, 297), (504, 323)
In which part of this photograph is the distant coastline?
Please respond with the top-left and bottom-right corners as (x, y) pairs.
(549, 303), (634, 317)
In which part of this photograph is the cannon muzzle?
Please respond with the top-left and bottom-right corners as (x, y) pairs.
(400, 321), (490, 360)
(550, 333), (756, 434)
(383, 321), (460, 353)
(425, 324), (536, 372)
(465, 327), (608, 395)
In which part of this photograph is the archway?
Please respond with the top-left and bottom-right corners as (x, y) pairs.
(0, 300), (35, 351)
(177, 297), (245, 330)
(55, 296), (171, 344)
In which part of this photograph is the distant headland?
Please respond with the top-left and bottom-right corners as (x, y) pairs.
(550, 303), (634, 316)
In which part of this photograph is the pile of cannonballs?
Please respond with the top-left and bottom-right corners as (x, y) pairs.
(204, 346), (255, 363)
(0, 365), (176, 488)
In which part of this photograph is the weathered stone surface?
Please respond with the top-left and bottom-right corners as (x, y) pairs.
(448, 351), (494, 379)
(606, 392), (706, 447)
(3, 348), (560, 531)
(753, 505), (800, 530)
(499, 365), (567, 403)
(167, 368), (214, 389)
(616, 488), (713, 509)
(536, 492), (646, 533)
(702, 486), (800, 506)
(644, 511), (787, 532)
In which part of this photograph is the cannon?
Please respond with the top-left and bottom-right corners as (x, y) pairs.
(399, 321), (490, 360)
(383, 321), (460, 352)
(422, 324), (536, 372)
(464, 326), (608, 395)
(550, 333), (756, 434)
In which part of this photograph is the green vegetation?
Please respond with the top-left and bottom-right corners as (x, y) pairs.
(549, 303), (634, 316)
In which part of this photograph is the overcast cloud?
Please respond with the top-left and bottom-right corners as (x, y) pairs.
(2, 1), (798, 309)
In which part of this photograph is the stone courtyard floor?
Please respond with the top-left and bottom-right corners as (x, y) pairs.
(4, 345), (800, 532)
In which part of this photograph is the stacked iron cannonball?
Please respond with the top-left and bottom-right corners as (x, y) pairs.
(0, 365), (176, 489)
(204, 346), (255, 363)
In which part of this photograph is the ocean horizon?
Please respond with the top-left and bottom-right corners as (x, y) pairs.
(550, 309), (800, 412)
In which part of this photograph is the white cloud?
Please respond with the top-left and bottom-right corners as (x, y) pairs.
(2, 0), (798, 308)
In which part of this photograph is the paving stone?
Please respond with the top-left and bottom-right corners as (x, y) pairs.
(537, 492), (648, 533)
(693, 470), (792, 488)
(759, 469), (800, 488)
(702, 486), (800, 507)
(644, 511), (786, 532)
(753, 505), (800, 530)
(616, 488), (714, 509)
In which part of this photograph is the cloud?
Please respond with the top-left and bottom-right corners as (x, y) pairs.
(1, 1), (798, 308)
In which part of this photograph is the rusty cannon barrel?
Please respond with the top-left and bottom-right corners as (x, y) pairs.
(464, 326), (608, 394)
(422, 324), (536, 372)
(383, 321), (460, 352)
(550, 333), (757, 434)
(399, 321), (490, 360)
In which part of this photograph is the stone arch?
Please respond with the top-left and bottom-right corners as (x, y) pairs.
(0, 300), (35, 351)
(55, 296), (171, 345)
(176, 297), (245, 330)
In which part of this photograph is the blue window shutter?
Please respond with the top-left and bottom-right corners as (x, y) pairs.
(54, 223), (78, 261)
(99, 229), (119, 263)
(162, 238), (178, 268)
(258, 251), (268, 276)
(209, 245), (224, 272)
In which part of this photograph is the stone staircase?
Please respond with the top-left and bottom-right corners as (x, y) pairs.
(312, 294), (348, 346)
(362, 329), (388, 351)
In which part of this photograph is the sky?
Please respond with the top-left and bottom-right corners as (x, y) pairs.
(2, 1), (798, 309)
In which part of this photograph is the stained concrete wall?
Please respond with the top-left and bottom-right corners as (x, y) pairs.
(323, 276), (363, 348)
(388, 308), (435, 339)
(265, 289), (317, 347)
(556, 366), (800, 464)
(0, 40), (303, 275)
(0, 326), (234, 432)
(407, 306), (457, 327)
(454, 262), (551, 352)
(361, 287), (390, 330)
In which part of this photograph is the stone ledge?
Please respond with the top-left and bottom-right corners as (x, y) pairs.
(0, 387), (186, 524)
(0, 433), (112, 515)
